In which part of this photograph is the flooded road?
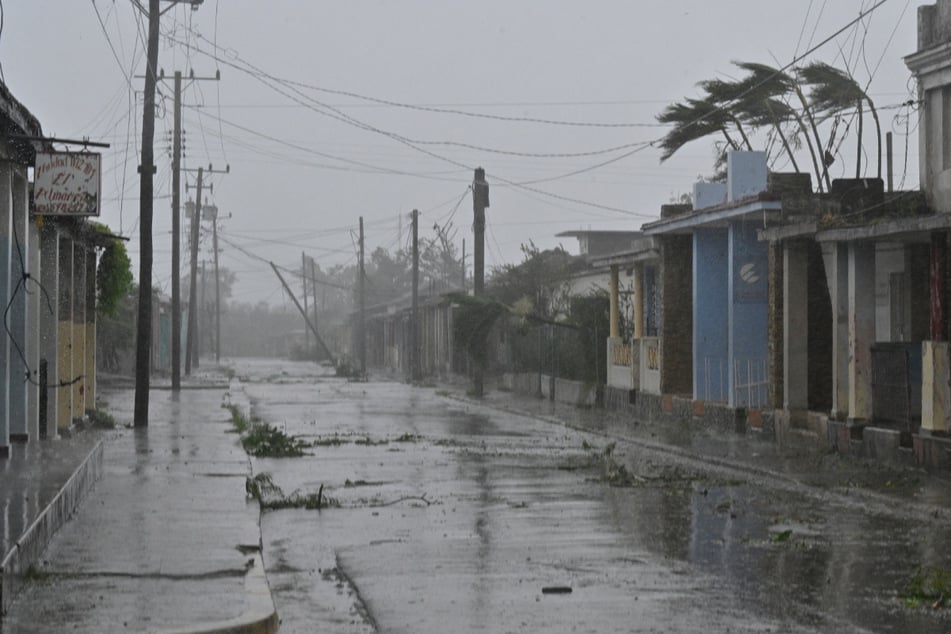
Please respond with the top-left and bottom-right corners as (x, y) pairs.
(230, 359), (951, 633)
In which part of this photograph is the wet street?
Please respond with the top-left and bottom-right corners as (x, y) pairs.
(230, 359), (951, 633)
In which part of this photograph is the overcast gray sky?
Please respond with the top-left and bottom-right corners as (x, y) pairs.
(1, 1), (921, 306)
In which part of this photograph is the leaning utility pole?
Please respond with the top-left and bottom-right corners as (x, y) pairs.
(185, 167), (203, 374)
(411, 209), (420, 382)
(471, 167), (489, 396)
(133, 0), (161, 426)
(302, 252), (310, 353)
(358, 217), (366, 378)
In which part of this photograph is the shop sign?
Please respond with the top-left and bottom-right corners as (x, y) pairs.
(33, 151), (101, 216)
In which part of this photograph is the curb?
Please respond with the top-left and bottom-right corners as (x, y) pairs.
(161, 553), (279, 634)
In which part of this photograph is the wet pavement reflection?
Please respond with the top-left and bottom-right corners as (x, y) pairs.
(231, 358), (951, 633)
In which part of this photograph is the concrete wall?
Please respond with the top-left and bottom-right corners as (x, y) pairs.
(693, 228), (729, 401)
(660, 235), (692, 395)
(729, 220), (770, 408)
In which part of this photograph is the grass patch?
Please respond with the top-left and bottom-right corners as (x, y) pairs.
(223, 404), (251, 434)
(900, 566), (951, 609)
(223, 404), (309, 457)
(87, 409), (117, 430)
(393, 433), (420, 443)
(242, 423), (310, 457)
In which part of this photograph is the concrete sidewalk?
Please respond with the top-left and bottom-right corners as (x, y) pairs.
(2, 372), (277, 634)
(465, 387), (951, 519)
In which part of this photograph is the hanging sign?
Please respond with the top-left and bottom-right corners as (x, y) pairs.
(32, 151), (101, 216)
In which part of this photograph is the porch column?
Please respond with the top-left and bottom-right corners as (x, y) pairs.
(0, 165), (11, 455)
(633, 262), (644, 339)
(848, 242), (875, 423)
(85, 247), (97, 413)
(827, 242), (850, 419)
(609, 264), (619, 338)
(9, 170), (29, 440)
(783, 241), (809, 418)
(72, 246), (86, 419)
(57, 237), (73, 431)
(39, 226), (59, 438)
(922, 233), (950, 433)
(28, 215), (41, 439)
(660, 235), (693, 396)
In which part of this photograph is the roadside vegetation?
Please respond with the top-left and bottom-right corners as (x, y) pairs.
(222, 403), (309, 457)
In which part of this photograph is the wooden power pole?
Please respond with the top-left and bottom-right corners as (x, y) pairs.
(133, 0), (161, 426)
(358, 217), (366, 379)
(185, 167), (203, 374)
(170, 70), (182, 391)
(302, 251), (310, 354)
(411, 209), (420, 382)
(471, 167), (489, 396)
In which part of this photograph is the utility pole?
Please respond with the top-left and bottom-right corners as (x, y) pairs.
(471, 167), (489, 396)
(185, 167), (203, 374)
(212, 206), (221, 363)
(133, 0), (161, 427)
(411, 209), (420, 382)
(200, 259), (207, 356)
(165, 66), (218, 389)
(461, 238), (466, 290)
(302, 252), (310, 354)
(170, 70), (182, 392)
(131, 0), (204, 425)
(184, 164), (228, 372)
(310, 256), (319, 360)
(358, 217), (366, 379)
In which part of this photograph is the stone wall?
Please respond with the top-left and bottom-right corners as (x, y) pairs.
(660, 235), (692, 395)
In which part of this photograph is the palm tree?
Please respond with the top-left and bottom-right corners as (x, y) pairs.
(731, 61), (830, 192)
(656, 96), (743, 162)
(796, 61), (882, 181)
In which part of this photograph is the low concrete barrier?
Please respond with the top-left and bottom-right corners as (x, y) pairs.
(1, 440), (104, 616)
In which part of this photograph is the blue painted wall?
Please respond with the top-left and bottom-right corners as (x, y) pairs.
(693, 228), (729, 401)
(728, 219), (769, 407)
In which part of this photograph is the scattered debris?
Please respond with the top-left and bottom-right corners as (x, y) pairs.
(245, 472), (337, 510)
(86, 409), (117, 430)
(355, 436), (389, 446)
(393, 433), (420, 443)
(312, 435), (349, 447)
(770, 529), (793, 543)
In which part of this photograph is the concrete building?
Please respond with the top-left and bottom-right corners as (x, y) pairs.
(0, 80), (107, 455)
(644, 152), (783, 410)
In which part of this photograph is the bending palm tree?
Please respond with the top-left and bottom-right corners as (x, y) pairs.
(797, 61), (882, 181)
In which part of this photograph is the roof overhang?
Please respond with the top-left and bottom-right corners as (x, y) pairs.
(642, 196), (783, 235)
(905, 41), (951, 91)
(589, 236), (660, 267)
(815, 213), (951, 244)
